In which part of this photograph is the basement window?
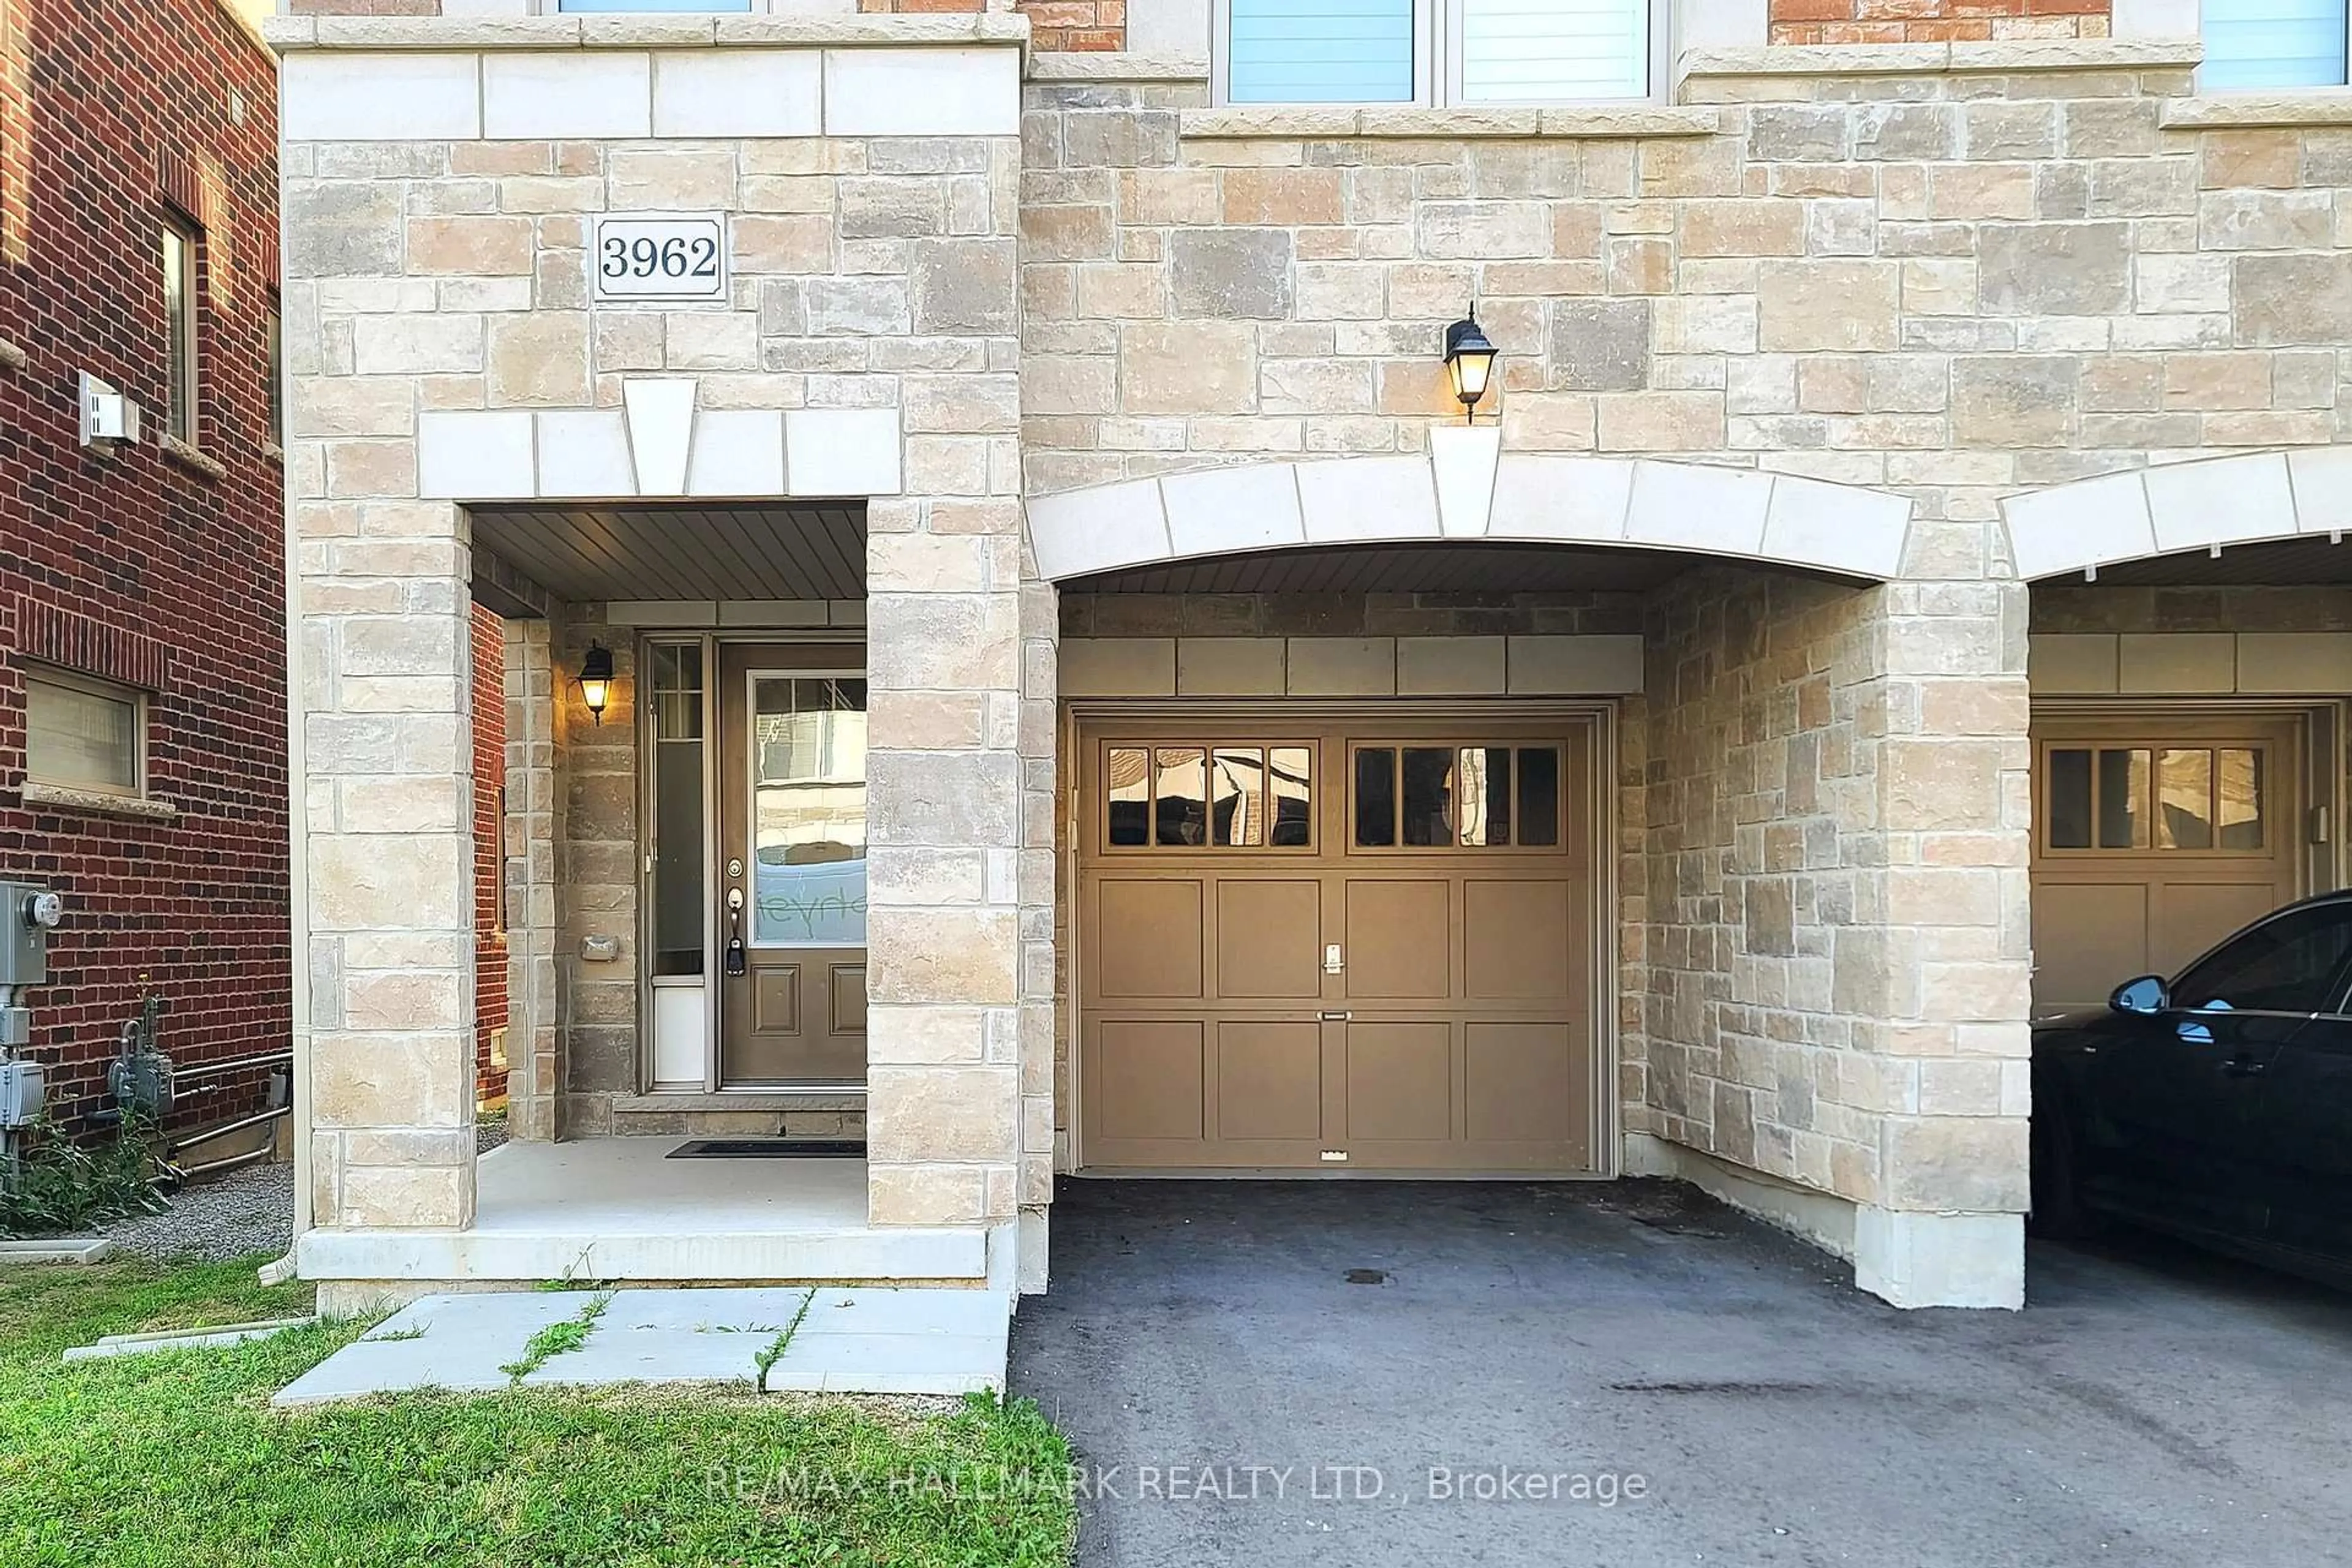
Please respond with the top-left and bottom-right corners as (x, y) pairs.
(25, 668), (146, 799)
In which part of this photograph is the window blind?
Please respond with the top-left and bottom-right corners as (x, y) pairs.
(2201, 0), (2348, 89)
(557, 1), (753, 12)
(1226, 0), (1417, 104)
(1458, 0), (1648, 102)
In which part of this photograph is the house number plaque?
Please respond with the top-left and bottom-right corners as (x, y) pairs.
(591, 214), (729, 304)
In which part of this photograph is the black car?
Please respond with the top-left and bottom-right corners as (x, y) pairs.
(2032, 892), (2352, 1289)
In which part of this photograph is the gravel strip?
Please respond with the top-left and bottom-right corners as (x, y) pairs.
(97, 1117), (512, 1266)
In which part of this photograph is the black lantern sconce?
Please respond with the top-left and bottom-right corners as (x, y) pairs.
(576, 641), (616, 726)
(1442, 310), (1499, 425)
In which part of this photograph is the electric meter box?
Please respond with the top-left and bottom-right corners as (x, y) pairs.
(0, 882), (61, 989)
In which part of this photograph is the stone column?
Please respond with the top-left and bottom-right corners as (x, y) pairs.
(864, 136), (1027, 1230)
(282, 141), (480, 1231)
(554, 608), (638, 1137)
(294, 489), (478, 1230)
(503, 614), (560, 1144)
(1637, 564), (2030, 1309)
(1853, 576), (2033, 1308)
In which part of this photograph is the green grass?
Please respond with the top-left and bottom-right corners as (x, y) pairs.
(500, 1290), (613, 1380)
(0, 1257), (1076, 1567)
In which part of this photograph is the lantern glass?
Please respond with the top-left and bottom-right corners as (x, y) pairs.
(578, 643), (616, 725)
(1442, 315), (1499, 421)
(1448, 347), (1495, 405)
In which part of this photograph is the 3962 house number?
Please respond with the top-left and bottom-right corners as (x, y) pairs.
(592, 216), (728, 304)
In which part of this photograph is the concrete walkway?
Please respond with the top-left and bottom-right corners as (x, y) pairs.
(1011, 1178), (2352, 1568)
(276, 1284), (1007, 1406)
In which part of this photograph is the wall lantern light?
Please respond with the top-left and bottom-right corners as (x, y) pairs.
(1442, 311), (1498, 424)
(576, 641), (616, 725)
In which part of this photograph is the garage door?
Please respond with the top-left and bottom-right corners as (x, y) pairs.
(2030, 714), (2304, 1016)
(1077, 714), (1602, 1174)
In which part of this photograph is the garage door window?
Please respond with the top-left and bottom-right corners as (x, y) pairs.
(2044, 744), (2266, 853)
(1105, 743), (1313, 850)
(1352, 743), (1561, 850)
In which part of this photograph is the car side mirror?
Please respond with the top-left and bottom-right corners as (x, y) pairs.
(2110, 974), (2169, 1016)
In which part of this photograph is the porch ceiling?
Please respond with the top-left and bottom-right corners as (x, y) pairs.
(1065, 541), (1695, 595)
(2066, 537), (2352, 587)
(468, 503), (865, 604)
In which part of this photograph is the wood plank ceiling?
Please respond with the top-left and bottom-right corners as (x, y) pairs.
(2061, 536), (2352, 587)
(469, 504), (866, 603)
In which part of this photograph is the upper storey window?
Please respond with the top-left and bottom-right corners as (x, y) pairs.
(2203, 0), (2350, 88)
(555, 1), (753, 10)
(1216, 0), (1654, 105)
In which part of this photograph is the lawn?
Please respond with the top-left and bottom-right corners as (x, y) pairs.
(0, 1257), (1076, 1567)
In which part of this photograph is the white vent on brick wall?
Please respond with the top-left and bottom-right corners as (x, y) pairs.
(78, 374), (141, 447)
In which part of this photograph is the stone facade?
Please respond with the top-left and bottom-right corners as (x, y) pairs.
(272, 11), (2352, 1308)
(277, 18), (1040, 1240)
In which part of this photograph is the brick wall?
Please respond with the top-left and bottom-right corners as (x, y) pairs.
(1766, 0), (2109, 46)
(471, 601), (508, 1107)
(0, 0), (285, 1131)
(1019, 2), (1125, 50)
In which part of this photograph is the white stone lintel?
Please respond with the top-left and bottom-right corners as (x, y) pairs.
(267, 14), (1031, 54)
(1178, 105), (1721, 141)
(1679, 37), (2199, 79)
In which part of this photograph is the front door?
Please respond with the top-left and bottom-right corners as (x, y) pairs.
(1077, 713), (1602, 1175)
(715, 644), (868, 1088)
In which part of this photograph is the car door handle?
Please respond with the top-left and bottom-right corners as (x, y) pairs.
(2219, 1054), (2268, 1078)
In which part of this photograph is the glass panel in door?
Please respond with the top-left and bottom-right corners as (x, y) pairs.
(718, 645), (868, 1088)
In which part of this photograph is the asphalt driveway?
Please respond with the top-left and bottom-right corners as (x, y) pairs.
(1009, 1178), (2352, 1567)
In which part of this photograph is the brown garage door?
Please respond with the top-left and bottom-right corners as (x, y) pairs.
(2030, 713), (2305, 1016)
(1077, 714), (1602, 1175)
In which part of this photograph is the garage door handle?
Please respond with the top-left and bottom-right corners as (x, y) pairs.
(2220, 1054), (2268, 1077)
(1323, 944), (1344, 974)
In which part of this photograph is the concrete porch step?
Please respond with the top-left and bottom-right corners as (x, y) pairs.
(295, 1222), (988, 1289)
(273, 1284), (1009, 1406)
(296, 1140), (992, 1295)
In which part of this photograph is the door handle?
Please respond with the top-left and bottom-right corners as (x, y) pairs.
(1323, 944), (1344, 974)
(2219, 1053), (2268, 1078)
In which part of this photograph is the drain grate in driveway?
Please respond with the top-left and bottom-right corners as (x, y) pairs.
(1344, 1268), (1389, 1286)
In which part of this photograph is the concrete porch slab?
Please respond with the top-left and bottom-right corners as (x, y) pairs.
(273, 1284), (1007, 1406)
(295, 1140), (988, 1292)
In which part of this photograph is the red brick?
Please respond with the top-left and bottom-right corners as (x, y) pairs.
(0, 0), (287, 1137)
(472, 603), (508, 1107)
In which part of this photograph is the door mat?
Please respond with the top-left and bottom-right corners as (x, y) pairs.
(665, 1139), (866, 1159)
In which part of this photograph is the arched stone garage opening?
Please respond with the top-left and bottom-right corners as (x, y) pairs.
(1027, 451), (2035, 1310)
(2007, 451), (2352, 1014)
